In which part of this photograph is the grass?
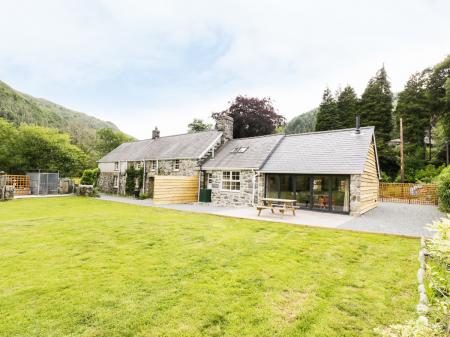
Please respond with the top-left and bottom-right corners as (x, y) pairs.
(0, 197), (419, 337)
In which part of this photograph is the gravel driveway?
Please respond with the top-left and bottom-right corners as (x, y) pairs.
(338, 202), (444, 237)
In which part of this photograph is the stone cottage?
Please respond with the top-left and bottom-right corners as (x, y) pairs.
(98, 116), (379, 215)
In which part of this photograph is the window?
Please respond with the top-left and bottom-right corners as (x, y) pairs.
(113, 175), (119, 188)
(230, 146), (248, 153)
(150, 160), (157, 171)
(134, 162), (141, 169)
(173, 159), (180, 171)
(114, 162), (119, 171)
(222, 171), (240, 191)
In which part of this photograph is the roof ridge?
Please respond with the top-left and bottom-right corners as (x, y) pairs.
(285, 126), (374, 137)
(229, 133), (284, 141)
(122, 130), (221, 144)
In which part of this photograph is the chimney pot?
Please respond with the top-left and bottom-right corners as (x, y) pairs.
(152, 127), (160, 139)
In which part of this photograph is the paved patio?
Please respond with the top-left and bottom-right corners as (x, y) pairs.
(98, 194), (444, 237)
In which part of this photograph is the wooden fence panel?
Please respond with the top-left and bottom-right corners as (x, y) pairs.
(5, 175), (31, 195)
(379, 182), (437, 205)
(153, 175), (199, 204)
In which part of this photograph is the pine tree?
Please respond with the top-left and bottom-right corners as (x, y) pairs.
(395, 71), (429, 165)
(337, 85), (359, 128)
(359, 66), (393, 144)
(315, 88), (339, 131)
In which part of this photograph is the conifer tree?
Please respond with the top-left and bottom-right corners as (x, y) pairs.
(359, 66), (393, 144)
(315, 88), (339, 131)
(337, 85), (359, 128)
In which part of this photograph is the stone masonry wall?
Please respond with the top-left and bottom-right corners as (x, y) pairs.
(210, 170), (257, 207)
(350, 174), (361, 215)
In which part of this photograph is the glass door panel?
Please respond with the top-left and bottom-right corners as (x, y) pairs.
(312, 176), (330, 210)
(295, 175), (311, 208)
(266, 174), (279, 198)
(331, 176), (350, 213)
(279, 175), (294, 200)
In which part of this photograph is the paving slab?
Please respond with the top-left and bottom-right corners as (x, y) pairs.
(98, 194), (444, 237)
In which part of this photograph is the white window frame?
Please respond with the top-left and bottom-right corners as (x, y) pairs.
(222, 171), (240, 191)
(173, 159), (180, 171)
(150, 160), (157, 171)
(134, 161), (141, 170)
(113, 175), (119, 188)
(114, 162), (119, 171)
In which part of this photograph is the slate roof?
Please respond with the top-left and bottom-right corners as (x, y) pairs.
(260, 127), (376, 174)
(202, 134), (284, 170)
(97, 130), (222, 162)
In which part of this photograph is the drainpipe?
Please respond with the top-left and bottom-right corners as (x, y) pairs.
(251, 169), (258, 206)
(142, 160), (146, 194)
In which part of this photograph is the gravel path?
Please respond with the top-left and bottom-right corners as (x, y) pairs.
(98, 194), (444, 237)
(338, 203), (444, 237)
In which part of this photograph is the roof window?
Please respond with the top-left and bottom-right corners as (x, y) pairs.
(230, 146), (248, 153)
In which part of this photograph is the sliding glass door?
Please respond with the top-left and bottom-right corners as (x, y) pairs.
(312, 176), (330, 210)
(265, 174), (350, 214)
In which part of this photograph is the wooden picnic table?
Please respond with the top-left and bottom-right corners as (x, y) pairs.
(256, 197), (296, 216)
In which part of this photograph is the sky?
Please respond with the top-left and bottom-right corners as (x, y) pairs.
(0, 0), (449, 139)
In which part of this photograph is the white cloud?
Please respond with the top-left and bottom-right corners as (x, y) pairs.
(0, 0), (448, 138)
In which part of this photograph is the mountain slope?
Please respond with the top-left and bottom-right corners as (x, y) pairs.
(0, 80), (119, 150)
(285, 108), (318, 134)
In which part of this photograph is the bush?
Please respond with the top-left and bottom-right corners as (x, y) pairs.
(415, 164), (446, 183)
(80, 168), (100, 186)
(125, 166), (144, 195)
(138, 193), (149, 200)
(436, 166), (450, 213)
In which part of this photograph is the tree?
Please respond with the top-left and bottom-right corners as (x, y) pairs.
(187, 118), (212, 133)
(395, 71), (430, 167)
(359, 66), (396, 176)
(337, 86), (359, 129)
(95, 128), (134, 157)
(212, 96), (285, 138)
(359, 66), (393, 144)
(315, 88), (339, 131)
(0, 118), (19, 173)
(15, 125), (89, 176)
(426, 55), (450, 162)
(285, 108), (317, 134)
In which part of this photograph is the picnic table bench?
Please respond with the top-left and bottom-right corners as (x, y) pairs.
(256, 198), (296, 216)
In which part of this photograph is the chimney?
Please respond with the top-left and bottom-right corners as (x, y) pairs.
(355, 115), (361, 134)
(152, 126), (160, 139)
(215, 115), (234, 143)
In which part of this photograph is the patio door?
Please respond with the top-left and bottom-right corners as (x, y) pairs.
(312, 176), (330, 210)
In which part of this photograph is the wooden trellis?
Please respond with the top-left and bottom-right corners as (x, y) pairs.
(379, 182), (438, 205)
(5, 175), (31, 195)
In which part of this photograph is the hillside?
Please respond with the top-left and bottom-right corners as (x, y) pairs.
(0, 80), (119, 150)
(285, 108), (318, 134)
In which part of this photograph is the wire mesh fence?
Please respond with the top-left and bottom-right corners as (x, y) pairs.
(379, 182), (438, 205)
(27, 172), (60, 195)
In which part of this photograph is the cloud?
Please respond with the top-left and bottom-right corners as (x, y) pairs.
(0, 0), (449, 138)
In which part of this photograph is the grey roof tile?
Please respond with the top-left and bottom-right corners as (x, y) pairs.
(260, 127), (375, 174)
(97, 131), (222, 162)
(202, 134), (284, 170)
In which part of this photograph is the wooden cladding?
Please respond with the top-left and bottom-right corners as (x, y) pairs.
(359, 144), (379, 214)
(379, 182), (438, 205)
(4, 175), (31, 195)
(153, 175), (198, 204)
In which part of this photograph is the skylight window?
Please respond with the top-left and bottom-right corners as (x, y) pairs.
(230, 146), (248, 153)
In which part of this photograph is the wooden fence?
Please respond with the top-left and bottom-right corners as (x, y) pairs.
(379, 182), (438, 205)
(4, 175), (31, 195)
(153, 175), (199, 204)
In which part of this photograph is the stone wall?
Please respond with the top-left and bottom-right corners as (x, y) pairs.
(350, 174), (361, 215)
(97, 172), (126, 194)
(210, 170), (257, 207)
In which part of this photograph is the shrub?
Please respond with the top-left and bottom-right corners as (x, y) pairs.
(415, 164), (446, 183)
(138, 193), (149, 200)
(125, 166), (144, 195)
(80, 168), (100, 186)
(436, 166), (450, 213)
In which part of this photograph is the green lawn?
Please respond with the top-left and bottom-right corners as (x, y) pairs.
(0, 197), (418, 337)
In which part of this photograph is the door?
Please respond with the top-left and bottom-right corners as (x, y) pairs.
(312, 176), (330, 210)
(295, 175), (311, 208)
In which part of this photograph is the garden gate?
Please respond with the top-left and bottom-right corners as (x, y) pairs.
(379, 182), (438, 205)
